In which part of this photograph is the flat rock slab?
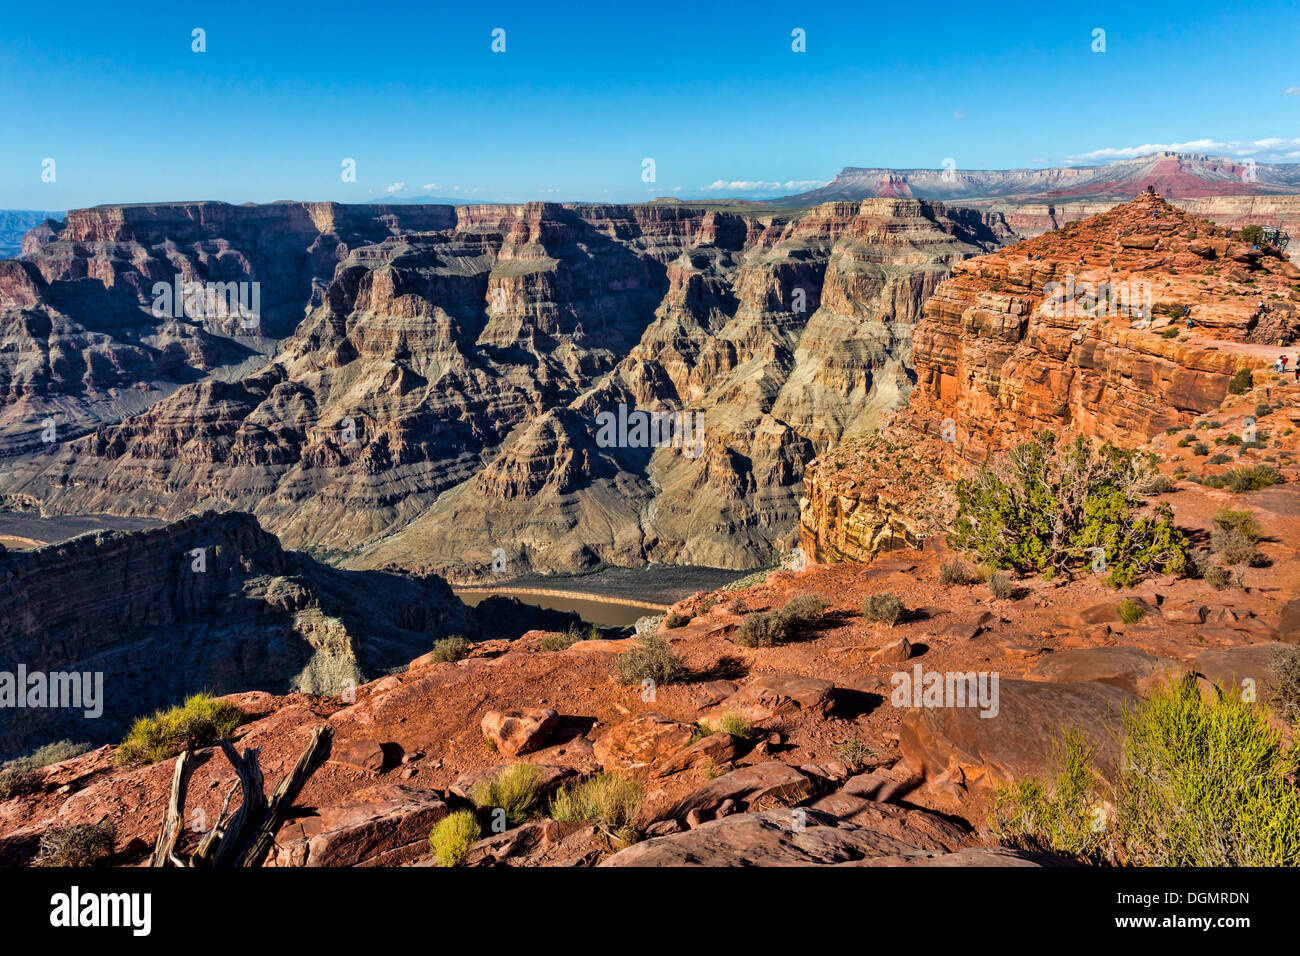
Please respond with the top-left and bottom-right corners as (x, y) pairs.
(653, 731), (738, 778)
(1194, 642), (1290, 699)
(1028, 646), (1184, 696)
(804, 791), (970, 852)
(1279, 597), (1300, 644)
(669, 761), (814, 821)
(703, 673), (835, 723)
(900, 678), (1137, 787)
(270, 784), (448, 867)
(328, 738), (386, 774)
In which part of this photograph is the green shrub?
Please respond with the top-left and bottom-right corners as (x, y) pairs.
(778, 595), (827, 630)
(35, 822), (115, 867)
(1192, 441), (1209, 456)
(0, 764), (35, 801)
(988, 571), (1014, 599)
(429, 810), (481, 867)
(939, 558), (976, 585)
(430, 635), (469, 663)
(1117, 598), (1147, 624)
(1270, 646), (1300, 723)
(664, 612), (690, 629)
(1191, 549), (1232, 589)
(949, 433), (1191, 587)
(1255, 403), (1274, 419)
(1228, 368), (1254, 394)
(116, 694), (243, 766)
(718, 712), (752, 739)
(1139, 475), (1176, 494)
(1176, 436), (1192, 447)
(861, 592), (905, 626)
(1115, 676), (1300, 865)
(469, 764), (546, 826)
(1223, 464), (1283, 493)
(1160, 327), (1179, 339)
(1210, 508), (1263, 566)
(614, 635), (687, 686)
(990, 730), (1109, 862)
(1208, 453), (1231, 465)
(550, 773), (643, 840)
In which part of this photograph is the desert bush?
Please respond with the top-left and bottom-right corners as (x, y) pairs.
(1191, 549), (1232, 589)
(939, 557), (977, 585)
(540, 631), (578, 652)
(1192, 441), (1209, 456)
(1255, 403), (1274, 419)
(116, 694), (243, 766)
(734, 596), (826, 648)
(469, 763), (546, 826)
(988, 571), (1014, 600)
(1210, 508), (1263, 566)
(1223, 464), (1283, 492)
(429, 810), (480, 867)
(1114, 676), (1300, 865)
(1228, 368), (1253, 394)
(1139, 475), (1176, 494)
(861, 592), (905, 626)
(0, 740), (91, 799)
(614, 635), (687, 686)
(36, 821), (115, 867)
(663, 611), (690, 629)
(949, 432), (1191, 587)
(550, 773), (643, 840)
(1222, 432), (1242, 446)
(430, 635), (469, 663)
(1270, 646), (1300, 723)
(1117, 598), (1147, 624)
(990, 730), (1109, 862)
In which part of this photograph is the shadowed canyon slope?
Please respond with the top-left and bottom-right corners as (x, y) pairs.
(0, 510), (576, 757)
(0, 199), (1010, 577)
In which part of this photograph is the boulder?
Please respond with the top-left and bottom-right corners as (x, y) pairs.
(270, 784), (448, 867)
(328, 738), (386, 774)
(1279, 597), (1300, 645)
(870, 636), (913, 664)
(668, 762), (814, 822)
(900, 679), (1137, 788)
(593, 714), (695, 771)
(481, 707), (558, 757)
(703, 673), (835, 723)
(653, 731), (739, 777)
(1028, 646), (1183, 696)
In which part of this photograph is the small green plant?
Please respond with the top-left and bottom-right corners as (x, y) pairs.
(550, 773), (643, 843)
(1161, 327), (1179, 339)
(990, 730), (1109, 862)
(1209, 453), (1231, 465)
(1192, 441), (1209, 456)
(836, 739), (877, 775)
(664, 611), (690, 629)
(1255, 403), (1274, 419)
(429, 810), (481, 867)
(1139, 475), (1176, 494)
(1117, 598), (1147, 624)
(1228, 368), (1254, 394)
(718, 712), (752, 740)
(35, 821), (115, 867)
(116, 694), (243, 766)
(468, 764), (546, 826)
(939, 557), (977, 586)
(0, 740), (91, 799)
(734, 595), (826, 648)
(861, 592), (905, 626)
(430, 635), (469, 663)
(1210, 507), (1264, 567)
(614, 635), (687, 686)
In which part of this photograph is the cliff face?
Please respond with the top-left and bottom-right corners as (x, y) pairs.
(0, 199), (1010, 577)
(0, 202), (455, 452)
(0, 510), (573, 756)
(798, 192), (1300, 562)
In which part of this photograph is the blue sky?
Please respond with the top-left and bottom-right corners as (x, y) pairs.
(2, 0), (1298, 208)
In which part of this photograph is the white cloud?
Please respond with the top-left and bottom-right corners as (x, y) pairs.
(383, 181), (406, 193)
(1286, 87), (1300, 96)
(701, 178), (827, 193)
(1065, 138), (1300, 164)
(421, 183), (440, 191)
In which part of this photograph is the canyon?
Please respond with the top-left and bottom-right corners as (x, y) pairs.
(0, 197), (1010, 578)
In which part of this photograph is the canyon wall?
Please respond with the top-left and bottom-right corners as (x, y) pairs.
(0, 199), (1010, 578)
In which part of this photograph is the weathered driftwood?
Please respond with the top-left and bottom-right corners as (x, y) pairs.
(150, 723), (333, 867)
